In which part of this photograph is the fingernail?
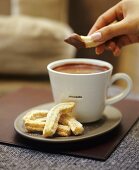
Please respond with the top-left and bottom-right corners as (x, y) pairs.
(90, 32), (102, 41)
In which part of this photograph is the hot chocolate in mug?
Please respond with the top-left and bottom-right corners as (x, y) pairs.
(47, 58), (132, 123)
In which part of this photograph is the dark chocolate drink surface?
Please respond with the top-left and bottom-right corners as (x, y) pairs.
(53, 63), (109, 74)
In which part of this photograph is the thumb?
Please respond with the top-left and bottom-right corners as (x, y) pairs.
(91, 21), (128, 43)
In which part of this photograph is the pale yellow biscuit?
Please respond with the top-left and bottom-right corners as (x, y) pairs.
(24, 119), (71, 137)
(59, 114), (84, 135)
(43, 102), (75, 137)
(23, 110), (48, 122)
(56, 124), (71, 137)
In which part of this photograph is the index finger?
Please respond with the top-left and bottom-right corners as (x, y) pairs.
(88, 2), (123, 35)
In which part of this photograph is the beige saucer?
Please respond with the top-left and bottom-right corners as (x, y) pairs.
(14, 102), (122, 143)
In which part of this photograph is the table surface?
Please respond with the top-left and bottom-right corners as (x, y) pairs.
(0, 87), (139, 170)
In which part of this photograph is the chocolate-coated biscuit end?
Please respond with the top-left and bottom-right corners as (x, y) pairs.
(64, 33), (85, 48)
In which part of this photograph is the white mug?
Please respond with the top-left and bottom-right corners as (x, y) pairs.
(47, 58), (132, 123)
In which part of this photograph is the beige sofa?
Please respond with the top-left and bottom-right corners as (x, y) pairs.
(0, 0), (75, 75)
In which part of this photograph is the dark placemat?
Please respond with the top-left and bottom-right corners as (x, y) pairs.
(0, 87), (139, 161)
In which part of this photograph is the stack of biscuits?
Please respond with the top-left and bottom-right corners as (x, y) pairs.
(23, 102), (84, 137)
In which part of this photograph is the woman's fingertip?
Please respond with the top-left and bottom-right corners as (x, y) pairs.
(90, 32), (102, 42)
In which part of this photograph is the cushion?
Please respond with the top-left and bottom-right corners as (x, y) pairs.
(0, 15), (75, 74)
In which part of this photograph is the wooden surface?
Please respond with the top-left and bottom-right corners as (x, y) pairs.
(0, 77), (51, 97)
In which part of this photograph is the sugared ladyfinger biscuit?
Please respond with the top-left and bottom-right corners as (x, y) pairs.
(59, 114), (84, 135)
(56, 124), (71, 137)
(64, 33), (102, 48)
(23, 110), (48, 122)
(43, 102), (75, 137)
(25, 119), (71, 137)
(24, 119), (45, 132)
(80, 35), (102, 48)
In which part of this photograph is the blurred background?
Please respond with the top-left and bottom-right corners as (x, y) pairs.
(0, 0), (138, 96)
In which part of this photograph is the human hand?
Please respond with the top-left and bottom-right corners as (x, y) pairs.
(88, 0), (139, 56)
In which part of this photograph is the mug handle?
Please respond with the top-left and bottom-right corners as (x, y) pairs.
(106, 73), (133, 105)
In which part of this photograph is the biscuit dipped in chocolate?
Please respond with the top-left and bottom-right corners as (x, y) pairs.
(65, 33), (103, 48)
(64, 33), (86, 48)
